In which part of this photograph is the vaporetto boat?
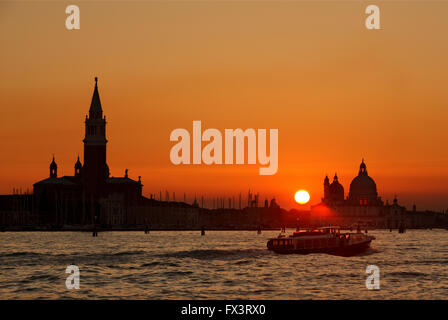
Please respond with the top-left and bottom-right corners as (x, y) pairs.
(266, 227), (375, 256)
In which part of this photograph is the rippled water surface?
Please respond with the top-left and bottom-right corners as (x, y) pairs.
(1, 230), (447, 299)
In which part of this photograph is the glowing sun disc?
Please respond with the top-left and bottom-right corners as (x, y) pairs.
(294, 190), (310, 204)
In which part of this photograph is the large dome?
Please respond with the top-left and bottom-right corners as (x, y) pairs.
(348, 160), (378, 200)
(349, 175), (377, 196)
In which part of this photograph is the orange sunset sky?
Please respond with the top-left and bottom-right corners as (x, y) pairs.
(0, 1), (447, 211)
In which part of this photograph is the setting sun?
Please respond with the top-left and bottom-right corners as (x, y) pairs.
(294, 190), (310, 204)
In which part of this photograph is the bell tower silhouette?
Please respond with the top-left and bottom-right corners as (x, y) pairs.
(50, 156), (57, 178)
(82, 77), (109, 195)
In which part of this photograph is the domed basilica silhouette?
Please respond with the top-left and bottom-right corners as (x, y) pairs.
(311, 160), (406, 227)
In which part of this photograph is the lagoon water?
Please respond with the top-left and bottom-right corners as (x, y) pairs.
(1, 229), (447, 299)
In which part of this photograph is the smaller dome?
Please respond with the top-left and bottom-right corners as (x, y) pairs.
(329, 173), (344, 201)
(329, 180), (344, 195)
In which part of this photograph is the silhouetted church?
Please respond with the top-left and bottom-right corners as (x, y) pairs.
(33, 78), (142, 226)
(26, 78), (283, 229)
(310, 160), (407, 227)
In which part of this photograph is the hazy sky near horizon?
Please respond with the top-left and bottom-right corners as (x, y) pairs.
(0, 1), (447, 211)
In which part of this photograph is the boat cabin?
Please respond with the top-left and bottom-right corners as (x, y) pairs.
(292, 226), (340, 237)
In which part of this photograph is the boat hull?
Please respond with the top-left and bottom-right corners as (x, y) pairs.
(267, 239), (372, 257)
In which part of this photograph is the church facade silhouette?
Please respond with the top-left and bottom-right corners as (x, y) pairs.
(33, 78), (143, 226)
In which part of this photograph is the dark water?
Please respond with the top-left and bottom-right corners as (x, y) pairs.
(1, 229), (447, 299)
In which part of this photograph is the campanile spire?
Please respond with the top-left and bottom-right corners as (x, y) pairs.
(89, 76), (103, 119)
(83, 77), (109, 195)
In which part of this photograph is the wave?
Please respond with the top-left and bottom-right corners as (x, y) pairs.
(0, 251), (43, 258)
(111, 250), (146, 257)
(387, 271), (428, 278)
(1, 249), (147, 258)
(352, 247), (380, 256)
(163, 271), (193, 277)
(140, 261), (179, 268)
(155, 248), (267, 261)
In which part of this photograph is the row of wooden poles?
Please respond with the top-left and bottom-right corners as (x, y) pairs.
(92, 225), (265, 237)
